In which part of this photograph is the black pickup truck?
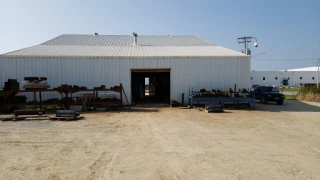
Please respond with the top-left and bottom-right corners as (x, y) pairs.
(254, 86), (285, 105)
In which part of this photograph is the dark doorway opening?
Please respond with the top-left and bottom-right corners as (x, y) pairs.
(131, 69), (170, 104)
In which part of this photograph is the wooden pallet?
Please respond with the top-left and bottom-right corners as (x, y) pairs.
(1, 115), (48, 121)
(14, 110), (45, 117)
(49, 116), (84, 121)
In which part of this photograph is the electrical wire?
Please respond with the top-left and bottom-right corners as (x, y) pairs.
(254, 58), (318, 61)
(255, 46), (320, 57)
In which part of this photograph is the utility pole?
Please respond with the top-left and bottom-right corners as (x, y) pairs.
(317, 59), (320, 89)
(237, 36), (258, 55)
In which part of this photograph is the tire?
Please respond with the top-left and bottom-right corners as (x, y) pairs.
(261, 96), (267, 104)
(24, 77), (39, 81)
(276, 100), (283, 105)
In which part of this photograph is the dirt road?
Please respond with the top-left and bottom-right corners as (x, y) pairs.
(0, 100), (320, 179)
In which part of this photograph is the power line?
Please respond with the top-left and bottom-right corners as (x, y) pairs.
(317, 59), (320, 88)
(254, 58), (319, 61)
(254, 46), (320, 57)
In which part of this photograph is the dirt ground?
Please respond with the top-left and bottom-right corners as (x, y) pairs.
(0, 100), (320, 180)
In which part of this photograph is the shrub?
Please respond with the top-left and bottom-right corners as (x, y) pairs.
(297, 85), (320, 102)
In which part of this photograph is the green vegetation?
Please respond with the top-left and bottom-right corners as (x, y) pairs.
(285, 95), (297, 100)
(278, 88), (300, 93)
(297, 85), (320, 102)
(299, 85), (320, 94)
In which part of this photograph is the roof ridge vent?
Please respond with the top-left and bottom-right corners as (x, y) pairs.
(94, 33), (99, 36)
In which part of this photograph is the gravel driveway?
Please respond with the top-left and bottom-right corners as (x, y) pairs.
(0, 100), (320, 179)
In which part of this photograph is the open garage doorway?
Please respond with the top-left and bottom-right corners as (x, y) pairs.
(131, 69), (170, 104)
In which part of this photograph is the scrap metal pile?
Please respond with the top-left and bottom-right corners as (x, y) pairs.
(93, 85), (121, 90)
(2, 77), (123, 113)
(191, 88), (253, 98)
(1, 110), (84, 121)
(53, 84), (88, 91)
(22, 77), (50, 89)
(3, 79), (27, 104)
(4, 79), (19, 91)
(189, 86), (255, 110)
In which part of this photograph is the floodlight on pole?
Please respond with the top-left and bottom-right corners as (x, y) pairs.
(317, 59), (320, 89)
(237, 36), (259, 55)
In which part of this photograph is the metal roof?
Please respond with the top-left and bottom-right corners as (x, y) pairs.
(42, 34), (215, 46)
(1, 34), (248, 58)
(285, 66), (319, 71)
(1, 45), (247, 58)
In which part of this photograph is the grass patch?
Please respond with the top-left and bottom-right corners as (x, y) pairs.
(278, 88), (300, 93)
(297, 85), (320, 102)
(285, 95), (297, 100)
(297, 93), (320, 102)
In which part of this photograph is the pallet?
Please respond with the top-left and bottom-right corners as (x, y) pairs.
(49, 116), (84, 121)
(1, 115), (48, 121)
(14, 110), (45, 117)
(1, 116), (26, 121)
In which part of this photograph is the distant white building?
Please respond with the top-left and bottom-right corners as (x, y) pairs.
(251, 66), (319, 87)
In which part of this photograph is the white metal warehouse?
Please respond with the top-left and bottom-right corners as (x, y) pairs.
(251, 66), (319, 87)
(0, 34), (250, 104)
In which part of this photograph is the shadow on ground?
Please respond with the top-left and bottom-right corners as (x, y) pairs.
(122, 108), (159, 113)
(254, 100), (320, 112)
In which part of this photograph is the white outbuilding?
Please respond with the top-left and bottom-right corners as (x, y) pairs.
(0, 33), (250, 104)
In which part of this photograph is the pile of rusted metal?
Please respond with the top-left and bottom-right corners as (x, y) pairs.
(53, 84), (87, 90)
(192, 87), (253, 98)
(93, 85), (106, 90)
(1, 110), (47, 121)
(2, 79), (123, 113)
(93, 85), (121, 90)
(4, 79), (19, 91)
(8, 96), (27, 104)
(111, 85), (121, 90)
(1, 110), (84, 121)
(189, 86), (255, 110)
(3, 79), (27, 104)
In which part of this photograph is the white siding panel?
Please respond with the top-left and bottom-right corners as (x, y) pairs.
(0, 57), (250, 105)
(79, 59), (87, 86)
(6, 59), (17, 80)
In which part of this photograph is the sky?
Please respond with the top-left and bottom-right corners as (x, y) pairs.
(1, 0), (319, 71)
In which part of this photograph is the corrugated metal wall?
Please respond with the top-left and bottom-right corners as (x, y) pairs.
(0, 57), (250, 104)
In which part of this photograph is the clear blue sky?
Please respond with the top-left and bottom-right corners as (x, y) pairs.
(1, 0), (319, 70)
